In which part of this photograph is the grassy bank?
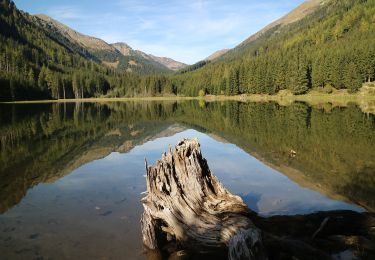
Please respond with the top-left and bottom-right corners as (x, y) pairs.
(2, 87), (375, 105)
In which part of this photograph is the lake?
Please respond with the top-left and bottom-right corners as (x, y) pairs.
(0, 101), (374, 259)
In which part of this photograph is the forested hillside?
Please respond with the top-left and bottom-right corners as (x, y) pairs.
(0, 0), (178, 101)
(170, 0), (375, 96)
(1, 0), (375, 101)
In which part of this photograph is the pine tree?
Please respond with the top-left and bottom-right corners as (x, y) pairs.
(72, 73), (80, 99)
(275, 60), (286, 91)
(293, 64), (310, 95)
(344, 62), (362, 93)
(229, 68), (240, 95)
(220, 78), (226, 95)
(37, 66), (47, 91)
(239, 64), (247, 93)
(27, 67), (35, 86)
(9, 77), (16, 100)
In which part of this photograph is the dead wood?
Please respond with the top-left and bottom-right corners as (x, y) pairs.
(141, 139), (375, 260)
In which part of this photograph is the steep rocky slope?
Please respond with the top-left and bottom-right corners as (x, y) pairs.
(33, 14), (185, 74)
(112, 42), (187, 71)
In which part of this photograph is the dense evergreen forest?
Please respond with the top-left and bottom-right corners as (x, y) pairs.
(1, 101), (374, 212)
(0, 0), (177, 101)
(171, 0), (375, 96)
(0, 0), (375, 101)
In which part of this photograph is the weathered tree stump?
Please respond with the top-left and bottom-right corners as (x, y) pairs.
(141, 139), (266, 259)
(141, 139), (375, 260)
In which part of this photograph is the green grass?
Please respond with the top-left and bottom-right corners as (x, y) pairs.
(3, 87), (375, 105)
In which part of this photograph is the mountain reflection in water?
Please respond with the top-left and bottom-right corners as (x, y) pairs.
(0, 101), (373, 259)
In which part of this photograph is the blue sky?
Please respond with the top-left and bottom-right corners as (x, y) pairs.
(14, 0), (304, 64)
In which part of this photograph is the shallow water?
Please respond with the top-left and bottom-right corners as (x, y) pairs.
(0, 101), (373, 259)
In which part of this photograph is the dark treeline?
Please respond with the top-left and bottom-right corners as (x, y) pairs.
(177, 60), (211, 74)
(1, 0), (375, 101)
(1, 101), (374, 212)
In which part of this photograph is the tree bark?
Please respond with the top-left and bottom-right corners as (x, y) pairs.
(141, 139), (266, 259)
(141, 139), (375, 260)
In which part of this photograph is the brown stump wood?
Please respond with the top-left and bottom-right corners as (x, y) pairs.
(141, 139), (375, 259)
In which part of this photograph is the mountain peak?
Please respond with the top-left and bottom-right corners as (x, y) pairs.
(112, 42), (133, 56)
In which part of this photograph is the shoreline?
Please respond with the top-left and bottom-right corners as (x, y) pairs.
(2, 91), (375, 105)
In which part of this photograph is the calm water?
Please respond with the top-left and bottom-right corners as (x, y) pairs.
(0, 101), (374, 259)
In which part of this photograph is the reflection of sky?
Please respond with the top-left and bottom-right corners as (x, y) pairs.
(0, 128), (365, 258)
(53, 129), (364, 216)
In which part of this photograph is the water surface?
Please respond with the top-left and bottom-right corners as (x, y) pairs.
(0, 101), (374, 259)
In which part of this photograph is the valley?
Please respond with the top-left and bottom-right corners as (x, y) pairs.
(0, 0), (374, 101)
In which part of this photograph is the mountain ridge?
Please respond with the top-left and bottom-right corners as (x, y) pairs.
(238, 0), (326, 48)
(205, 49), (230, 61)
(146, 54), (187, 71)
(211, 0), (328, 62)
(171, 0), (375, 96)
(33, 14), (186, 73)
(34, 14), (117, 52)
(111, 42), (187, 71)
(178, 1), (327, 70)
